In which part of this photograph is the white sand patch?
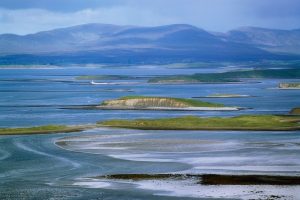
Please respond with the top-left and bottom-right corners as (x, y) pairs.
(108, 153), (174, 162)
(136, 179), (300, 200)
(73, 178), (111, 189)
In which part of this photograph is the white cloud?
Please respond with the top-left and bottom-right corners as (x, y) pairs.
(0, 0), (300, 35)
(0, 7), (179, 35)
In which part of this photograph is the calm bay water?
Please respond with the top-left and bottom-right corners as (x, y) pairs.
(0, 66), (300, 199)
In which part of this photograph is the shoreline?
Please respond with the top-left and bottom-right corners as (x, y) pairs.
(94, 106), (242, 111)
(100, 125), (300, 131)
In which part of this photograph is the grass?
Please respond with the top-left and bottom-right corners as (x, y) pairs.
(149, 68), (300, 83)
(101, 96), (225, 108)
(98, 115), (300, 131)
(0, 125), (86, 135)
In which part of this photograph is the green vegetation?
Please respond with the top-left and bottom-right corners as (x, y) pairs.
(76, 75), (132, 80)
(290, 108), (300, 115)
(98, 173), (300, 185)
(100, 96), (225, 108)
(279, 83), (300, 89)
(149, 68), (300, 83)
(98, 115), (300, 131)
(0, 125), (86, 135)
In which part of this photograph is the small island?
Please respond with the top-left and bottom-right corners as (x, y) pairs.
(290, 108), (300, 115)
(279, 83), (300, 89)
(98, 115), (300, 131)
(76, 75), (132, 80)
(0, 125), (88, 135)
(95, 96), (241, 111)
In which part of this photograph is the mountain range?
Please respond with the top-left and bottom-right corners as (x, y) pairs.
(0, 23), (299, 64)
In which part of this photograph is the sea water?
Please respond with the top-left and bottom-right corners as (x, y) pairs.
(0, 65), (300, 199)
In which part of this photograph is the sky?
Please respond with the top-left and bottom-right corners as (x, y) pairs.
(0, 0), (300, 35)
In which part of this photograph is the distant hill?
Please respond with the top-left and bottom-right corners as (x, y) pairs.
(0, 24), (299, 64)
(223, 27), (300, 55)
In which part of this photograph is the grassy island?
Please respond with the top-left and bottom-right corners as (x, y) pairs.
(0, 125), (87, 135)
(98, 115), (300, 131)
(149, 68), (300, 83)
(95, 96), (239, 111)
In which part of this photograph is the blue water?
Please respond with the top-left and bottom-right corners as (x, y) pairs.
(0, 66), (300, 199)
(0, 67), (299, 127)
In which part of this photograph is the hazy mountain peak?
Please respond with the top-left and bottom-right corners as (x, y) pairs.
(0, 23), (299, 62)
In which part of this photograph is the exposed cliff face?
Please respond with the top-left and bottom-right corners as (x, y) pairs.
(101, 98), (190, 108)
(279, 83), (300, 89)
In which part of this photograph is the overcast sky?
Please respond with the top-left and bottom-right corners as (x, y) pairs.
(0, 0), (300, 35)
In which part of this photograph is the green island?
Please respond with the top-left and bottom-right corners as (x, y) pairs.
(149, 68), (300, 83)
(290, 108), (300, 115)
(98, 115), (300, 131)
(0, 125), (89, 135)
(94, 96), (241, 111)
(279, 83), (300, 89)
(98, 173), (300, 185)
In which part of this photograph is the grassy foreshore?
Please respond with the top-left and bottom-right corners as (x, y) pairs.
(0, 125), (88, 135)
(99, 173), (300, 185)
(2, 114), (300, 135)
(98, 115), (300, 131)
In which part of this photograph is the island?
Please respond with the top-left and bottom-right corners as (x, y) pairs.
(279, 83), (300, 89)
(98, 115), (300, 131)
(290, 108), (300, 115)
(0, 125), (89, 135)
(95, 96), (241, 111)
(149, 68), (300, 84)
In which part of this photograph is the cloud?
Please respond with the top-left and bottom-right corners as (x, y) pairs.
(0, 0), (124, 12)
(0, 0), (300, 35)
